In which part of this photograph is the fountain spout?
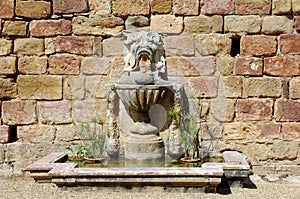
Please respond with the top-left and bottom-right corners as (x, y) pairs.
(122, 31), (167, 85)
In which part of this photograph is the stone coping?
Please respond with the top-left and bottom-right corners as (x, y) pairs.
(24, 151), (250, 188)
(49, 167), (224, 177)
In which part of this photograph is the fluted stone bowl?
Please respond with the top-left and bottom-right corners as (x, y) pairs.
(115, 84), (174, 123)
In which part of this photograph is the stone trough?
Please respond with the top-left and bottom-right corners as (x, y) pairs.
(25, 151), (250, 192)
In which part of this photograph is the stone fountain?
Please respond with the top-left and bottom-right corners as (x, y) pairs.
(25, 31), (251, 191)
(105, 31), (181, 163)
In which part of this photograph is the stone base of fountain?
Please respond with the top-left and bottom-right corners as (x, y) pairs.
(124, 134), (164, 160)
(25, 151), (251, 193)
(124, 122), (165, 161)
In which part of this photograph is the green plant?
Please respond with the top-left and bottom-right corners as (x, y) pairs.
(169, 105), (201, 160)
(66, 142), (86, 160)
(73, 118), (106, 159)
(109, 0), (113, 13)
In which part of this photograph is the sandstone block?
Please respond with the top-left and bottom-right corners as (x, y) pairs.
(276, 165), (300, 176)
(55, 124), (78, 143)
(290, 77), (300, 99)
(245, 77), (282, 97)
(275, 99), (300, 122)
(72, 15), (124, 36)
(16, 1), (51, 18)
(184, 15), (213, 34)
(0, 78), (17, 99)
(256, 122), (281, 140)
(200, 122), (223, 140)
(53, 0), (88, 14)
(17, 75), (62, 100)
(0, 0), (14, 18)
(125, 16), (149, 30)
(45, 38), (56, 55)
(29, 20), (72, 37)
(200, 100), (210, 118)
(224, 16), (262, 34)
(109, 57), (126, 79)
(241, 35), (277, 57)
(240, 143), (272, 162)
(93, 37), (102, 57)
(73, 99), (106, 122)
(166, 56), (215, 77)
(235, 0), (271, 15)
(212, 15), (223, 33)
(195, 34), (231, 56)
(216, 56), (234, 76)
(17, 125), (56, 144)
(0, 57), (16, 75)
(2, 100), (37, 125)
(296, 16), (300, 33)
(210, 99), (235, 122)
(112, 0), (149, 16)
(273, 141), (299, 160)
(55, 36), (94, 55)
(264, 55), (300, 76)
(201, 0), (234, 14)
(292, 0), (300, 14)
(279, 34), (300, 54)
(48, 54), (80, 75)
(223, 122), (252, 140)
(189, 77), (218, 98)
(236, 99), (273, 121)
(0, 39), (12, 56)
(262, 16), (293, 35)
(102, 37), (125, 57)
(163, 35), (194, 56)
(18, 56), (47, 75)
(82, 57), (111, 75)
(88, 0), (110, 15)
(6, 143), (66, 171)
(150, 0), (172, 14)
(234, 56), (263, 76)
(14, 38), (44, 56)
(85, 76), (108, 99)
(2, 21), (27, 36)
(63, 76), (85, 100)
(0, 125), (11, 144)
(223, 122), (280, 141)
(221, 76), (243, 98)
(38, 101), (72, 124)
(150, 15), (183, 34)
(173, 0), (199, 15)
(282, 123), (300, 138)
(272, 0), (292, 14)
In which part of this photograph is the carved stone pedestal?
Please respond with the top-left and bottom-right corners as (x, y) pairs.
(124, 123), (165, 161)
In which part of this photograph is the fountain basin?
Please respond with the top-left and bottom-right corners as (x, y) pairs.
(115, 83), (174, 123)
(24, 151), (250, 192)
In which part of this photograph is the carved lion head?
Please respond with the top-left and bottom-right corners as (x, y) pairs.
(123, 31), (166, 76)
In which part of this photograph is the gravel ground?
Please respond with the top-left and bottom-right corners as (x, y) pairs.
(0, 176), (299, 199)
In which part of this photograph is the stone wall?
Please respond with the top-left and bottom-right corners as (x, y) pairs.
(0, 0), (299, 177)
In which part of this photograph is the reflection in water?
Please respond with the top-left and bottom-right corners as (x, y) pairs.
(75, 156), (224, 168)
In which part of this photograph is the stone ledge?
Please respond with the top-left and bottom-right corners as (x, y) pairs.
(52, 177), (221, 188)
(24, 151), (251, 189)
(49, 167), (224, 178)
(24, 152), (76, 181)
(202, 151), (250, 178)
